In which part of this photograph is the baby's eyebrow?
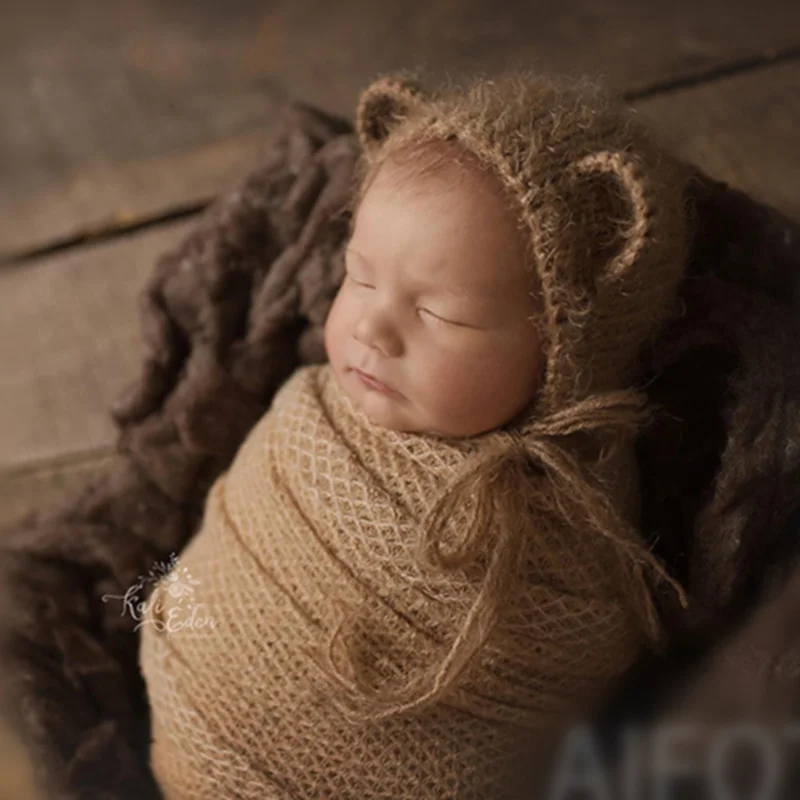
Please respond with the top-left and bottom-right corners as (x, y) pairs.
(436, 284), (498, 302)
(346, 246), (503, 303)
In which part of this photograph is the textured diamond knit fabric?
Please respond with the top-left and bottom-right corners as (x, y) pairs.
(139, 362), (659, 799)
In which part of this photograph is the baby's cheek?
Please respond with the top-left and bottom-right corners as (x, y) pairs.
(323, 296), (346, 365)
(423, 352), (495, 415)
(322, 314), (335, 363)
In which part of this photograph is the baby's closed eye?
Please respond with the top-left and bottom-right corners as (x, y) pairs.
(417, 307), (476, 328)
(347, 274), (374, 289)
(346, 271), (481, 329)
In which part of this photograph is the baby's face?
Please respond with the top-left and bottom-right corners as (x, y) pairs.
(324, 152), (544, 437)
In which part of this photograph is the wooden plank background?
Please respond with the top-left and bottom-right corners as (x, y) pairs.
(1, 0), (799, 528)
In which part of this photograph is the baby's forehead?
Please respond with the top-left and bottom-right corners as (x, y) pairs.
(372, 155), (524, 236)
(369, 142), (511, 205)
(350, 141), (539, 302)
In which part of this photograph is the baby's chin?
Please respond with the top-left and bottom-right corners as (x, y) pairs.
(351, 386), (412, 431)
(353, 395), (460, 439)
(334, 364), (468, 437)
(340, 372), (429, 434)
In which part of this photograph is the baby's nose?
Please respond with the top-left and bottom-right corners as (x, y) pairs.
(353, 305), (402, 357)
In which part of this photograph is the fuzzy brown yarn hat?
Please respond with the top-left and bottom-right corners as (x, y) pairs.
(354, 72), (691, 416)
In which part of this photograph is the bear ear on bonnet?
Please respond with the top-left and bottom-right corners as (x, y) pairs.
(355, 75), (427, 155)
(530, 140), (689, 410)
(539, 144), (685, 309)
(567, 150), (657, 287)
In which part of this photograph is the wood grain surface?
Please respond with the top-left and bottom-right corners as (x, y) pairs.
(3, 0), (798, 260)
(0, 219), (193, 467)
(638, 60), (800, 220)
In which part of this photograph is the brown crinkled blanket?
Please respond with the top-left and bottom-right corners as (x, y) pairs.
(0, 101), (798, 800)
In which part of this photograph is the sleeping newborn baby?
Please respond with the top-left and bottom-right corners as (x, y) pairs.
(139, 72), (690, 799)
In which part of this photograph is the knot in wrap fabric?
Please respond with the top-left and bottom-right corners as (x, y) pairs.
(139, 363), (685, 799)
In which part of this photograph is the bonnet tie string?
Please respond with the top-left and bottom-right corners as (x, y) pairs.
(304, 389), (688, 724)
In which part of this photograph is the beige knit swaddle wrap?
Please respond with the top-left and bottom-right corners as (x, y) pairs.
(139, 362), (678, 799)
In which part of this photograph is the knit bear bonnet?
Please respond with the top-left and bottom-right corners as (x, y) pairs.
(353, 72), (690, 419)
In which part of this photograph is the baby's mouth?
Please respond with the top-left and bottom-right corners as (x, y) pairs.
(352, 368), (401, 397)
